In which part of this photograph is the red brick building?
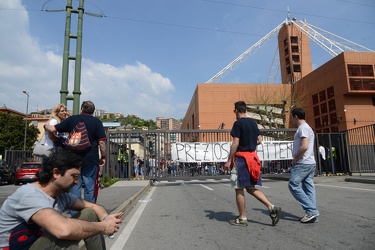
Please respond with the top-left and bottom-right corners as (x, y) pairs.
(182, 22), (375, 132)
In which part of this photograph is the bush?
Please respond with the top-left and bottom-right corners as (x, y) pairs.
(101, 174), (119, 188)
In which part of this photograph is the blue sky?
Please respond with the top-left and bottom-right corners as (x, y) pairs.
(0, 0), (374, 120)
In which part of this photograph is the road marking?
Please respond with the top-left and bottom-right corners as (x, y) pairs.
(200, 184), (214, 190)
(315, 184), (375, 192)
(221, 184), (269, 188)
(110, 186), (156, 250)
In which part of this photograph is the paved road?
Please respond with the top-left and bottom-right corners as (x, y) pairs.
(106, 178), (375, 250)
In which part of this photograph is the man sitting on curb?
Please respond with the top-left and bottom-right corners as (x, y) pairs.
(0, 149), (123, 250)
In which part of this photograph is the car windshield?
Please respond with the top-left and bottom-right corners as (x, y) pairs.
(21, 164), (41, 169)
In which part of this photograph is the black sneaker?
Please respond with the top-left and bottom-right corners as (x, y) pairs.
(229, 216), (248, 227)
(269, 206), (281, 226)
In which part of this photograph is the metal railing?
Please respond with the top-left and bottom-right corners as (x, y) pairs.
(4, 125), (373, 179)
(102, 128), (297, 180)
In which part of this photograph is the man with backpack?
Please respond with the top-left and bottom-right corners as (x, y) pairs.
(45, 101), (106, 205)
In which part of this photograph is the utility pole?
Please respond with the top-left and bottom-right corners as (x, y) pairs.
(60, 0), (85, 115)
(22, 91), (29, 158)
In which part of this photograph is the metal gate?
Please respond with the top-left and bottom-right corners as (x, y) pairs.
(103, 128), (297, 181)
(4, 125), (373, 178)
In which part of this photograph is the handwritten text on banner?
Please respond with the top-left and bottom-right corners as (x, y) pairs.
(171, 141), (293, 162)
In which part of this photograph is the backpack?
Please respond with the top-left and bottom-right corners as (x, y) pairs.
(64, 117), (91, 151)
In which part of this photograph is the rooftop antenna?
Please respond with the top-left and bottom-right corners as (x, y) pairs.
(287, 6), (291, 23)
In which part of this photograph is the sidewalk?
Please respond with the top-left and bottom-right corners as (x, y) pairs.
(263, 173), (375, 184)
(80, 180), (151, 250)
(96, 180), (152, 215)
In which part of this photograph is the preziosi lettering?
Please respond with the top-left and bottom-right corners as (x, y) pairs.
(171, 141), (293, 163)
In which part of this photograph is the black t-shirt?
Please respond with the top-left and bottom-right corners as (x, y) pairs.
(55, 114), (106, 166)
(230, 117), (260, 152)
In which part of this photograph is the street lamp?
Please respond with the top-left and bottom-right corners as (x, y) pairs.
(23, 91), (29, 156)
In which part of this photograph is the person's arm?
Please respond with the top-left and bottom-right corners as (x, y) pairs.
(257, 135), (262, 145)
(31, 208), (122, 240)
(99, 140), (106, 167)
(45, 124), (57, 133)
(70, 198), (123, 222)
(292, 137), (309, 165)
(224, 137), (239, 169)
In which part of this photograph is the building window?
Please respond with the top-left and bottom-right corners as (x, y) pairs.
(284, 38), (288, 47)
(348, 65), (361, 76)
(373, 96), (375, 106)
(312, 94), (319, 105)
(315, 117), (321, 128)
(360, 65), (374, 76)
(322, 115), (329, 126)
(313, 105), (320, 116)
(320, 103), (327, 114)
(31, 121), (38, 126)
(330, 113), (338, 124)
(328, 99), (336, 112)
(348, 64), (374, 77)
(327, 86), (334, 98)
(331, 126), (339, 133)
(292, 55), (300, 63)
(363, 79), (375, 90)
(319, 90), (326, 102)
(350, 79), (362, 90)
(290, 36), (298, 43)
(291, 46), (299, 52)
(349, 78), (375, 90)
(293, 65), (301, 72)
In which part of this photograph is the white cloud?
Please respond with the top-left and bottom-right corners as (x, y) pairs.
(0, 0), (177, 120)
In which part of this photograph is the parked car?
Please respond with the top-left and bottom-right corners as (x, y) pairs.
(14, 162), (42, 185)
(0, 160), (15, 185)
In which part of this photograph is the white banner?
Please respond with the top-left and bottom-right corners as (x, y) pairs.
(171, 141), (294, 163)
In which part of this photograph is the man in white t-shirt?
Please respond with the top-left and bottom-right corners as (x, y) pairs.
(318, 142), (327, 175)
(289, 108), (319, 223)
(148, 156), (156, 179)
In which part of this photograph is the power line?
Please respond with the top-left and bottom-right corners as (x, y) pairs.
(105, 16), (263, 37)
(201, 0), (375, 25)
(334, 0), (375, 8)
(1, 1), (374, 35)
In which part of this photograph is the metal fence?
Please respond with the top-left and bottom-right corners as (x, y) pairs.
(316, 124), (375, 175)
(103, 128), (297, 180)
(3, 150), (39, 173)
(4, 125), (374, 178)
(346, 124), (375, 174)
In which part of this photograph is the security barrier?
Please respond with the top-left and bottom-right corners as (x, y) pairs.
(4, 125), (373, 181)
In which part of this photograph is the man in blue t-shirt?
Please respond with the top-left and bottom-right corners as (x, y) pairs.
(224, 101), (281, 227)
(0, 150), (122, 250)
(46, 101), (107, 204)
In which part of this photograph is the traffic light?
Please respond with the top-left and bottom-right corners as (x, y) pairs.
(149, 141), (153, 152)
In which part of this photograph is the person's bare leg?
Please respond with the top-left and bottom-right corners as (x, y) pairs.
(235, 189), (247, 218)
(246, 186), (272, 209)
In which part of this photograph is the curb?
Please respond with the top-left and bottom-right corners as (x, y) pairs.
(344, 177), (375, 185)
(112, 180), (152, 217)
(79, 180), (152, 250)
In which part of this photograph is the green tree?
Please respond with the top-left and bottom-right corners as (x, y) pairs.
(99, 114), (158, 130)
(0, 113), (39, 155)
